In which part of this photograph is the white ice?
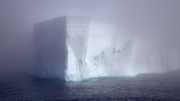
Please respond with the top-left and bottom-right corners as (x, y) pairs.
(33, 16), (180, 81)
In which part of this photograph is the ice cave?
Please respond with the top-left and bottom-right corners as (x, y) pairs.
(33, 16), (180, 81)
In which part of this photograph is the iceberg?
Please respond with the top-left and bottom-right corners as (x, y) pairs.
(33, 16), (136, 81)
(33, 16), (179, 81)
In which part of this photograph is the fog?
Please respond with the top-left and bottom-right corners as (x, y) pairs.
(0, 0), (180, 76)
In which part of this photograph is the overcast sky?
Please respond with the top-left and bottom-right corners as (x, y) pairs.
(0, 0), (180, 72)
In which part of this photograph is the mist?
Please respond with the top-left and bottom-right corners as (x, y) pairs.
(0, 0), (180, 76)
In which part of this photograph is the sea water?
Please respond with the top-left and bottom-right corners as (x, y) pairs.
(0, 71), (180, 100)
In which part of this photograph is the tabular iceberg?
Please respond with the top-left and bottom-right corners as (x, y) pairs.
(33, 16), (180, 81)
(33, 16), (123, 81)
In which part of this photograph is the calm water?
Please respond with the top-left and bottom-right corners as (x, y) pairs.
(0, 72), (180, 101)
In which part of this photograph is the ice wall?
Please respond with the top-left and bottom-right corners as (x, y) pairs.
(33, 17), (67, 80)
(33, 16), (180, 81)
(65, 16), (89, 81)
(33, 16), (89, 81)
(86, 22), (180, 78)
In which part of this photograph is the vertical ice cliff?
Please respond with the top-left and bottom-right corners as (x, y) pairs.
(86, 41), (122, 77)
(33, 17), (143, 81)
(33, 17), (67, 80)
(33, 16), (89, 81)
(65, 16), (89, 81)
(33, 16), (180, 81)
